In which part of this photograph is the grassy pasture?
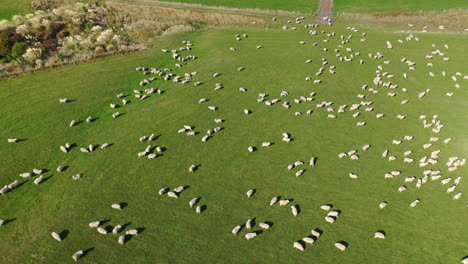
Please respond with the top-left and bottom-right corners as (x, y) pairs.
(334, 0), (468, 13)
(0, 0), (31, 20)
(0, 18), (467, 264)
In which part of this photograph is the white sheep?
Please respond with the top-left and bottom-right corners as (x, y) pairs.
(51, 232), (62, 242)
(245, 232), (257, 240)
(232, 225), (242, 235)
(293, 241), (305, 251)
(72, 250), (84, 261)
(113, 225), (122, 234)
(246, 189), (255, 198)
(374, 231), (386, 239)
(334, 242), (347, 251)
(291, 205), (299, 216)
(270, 196), (278, 206)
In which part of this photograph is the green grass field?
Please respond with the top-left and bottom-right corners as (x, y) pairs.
(334, 0), (468, 13)
(0, 0), (32, 20)
(0, 17), (467, 263)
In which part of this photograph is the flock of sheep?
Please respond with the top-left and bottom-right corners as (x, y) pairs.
(1, 13), (467, 263)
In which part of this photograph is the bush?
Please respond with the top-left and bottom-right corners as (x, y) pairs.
(11, 42), (28, 58)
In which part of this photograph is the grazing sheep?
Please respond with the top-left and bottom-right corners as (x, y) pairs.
(111, 204), (122, 210)
(118, 235), (126, 245)
(325, 216), (335, 223)
(97, 227), (107, 234)
(410, 199), (420, 208)
(189, 197), (199, 208)
(379, 202), (388, 210)
(303, 237), (315, 244)
(7, 138), (18, 143)
(374, 231), (386, 239)
(349, 173), (358, 179)
(398, 186), (407, 192)
(247, 146), (255, 153)
(453, 192), (462, 200)
(167, 191), (179, 198)
(279, 199), (290, 206)
(232, 225), (242, 235)
(309, 157), (316, 166)
(262, 142), (272, 147)
(196, 205), (203, 214)
(244, 109), (251, 115)
(34, 175), (44, 185)
(246, 189), (255, 198)
(295, 170), (304, 177)
(334, 242), (347, 251)
(72, 174), (82, 180)
(291, 205), (299, 216)
(245, 232), (257, 240)
(70, 120), (77, 127)
(293, 241), (305, 251)
(59, 98), (68, 103)
(112, 225), (122, 234)
(259, 222), (270, 229)
(246, 219), (253, 230)
(72, 250), (84, 261)
(51, 232), (62, 241)
(270, 196), (278, 206)
(321, 205), (332, 211)
(126, 229), (138, 236)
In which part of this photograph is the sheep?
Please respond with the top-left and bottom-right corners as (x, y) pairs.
(59, 98), (68, 103)
(303, 237), (315, 244)
(247, 146), (255, 153)
(291, 205), (299, 216)
(245, 232), (257, 240)
(461, 256), (468, 264)
(246, 189), (255, 198)
(270, 196), (279, 206)
(118, 235), (126, 245)
(293, 241), (305, 251)
(188, 164), (196, 173)
(7, 138), (18, 143)
(398, 186), (407, 192)
(334, 242), (347, 251)
(112, 112), (120, 118)
(97, 227), (107, 234)
(167, 191), (179, 198)
(246, 219), (253, 230)
(89, 221), (100, 228)
(187, 197), (199, 208)
(259, 222), (270, 230)
(357, 122), (366, 127)
(410, 199), (420, 208)
(349, 173), (358, 179)
(325, 216), (335, 223)
(72, 250), (84, 261)
(453, 192), (462, 200)
(262, 142), (272, 147)
(454, 177), (462, 185)
(231, 225), (242, 236)
(34, 175), (44, 185)
(295, 170), (304, 177)
(112, 225), (122, 234)
(8, 180), (18, 189)
(70, 120), (77, 127)
(321, 204), (332, 211)
(208, 106), (217, 111)
(279, 199), (290, 206)
(51, 232), (62, 242)
(244, 109), (251, 115)
(374, 231), (386, 239)
(447, 185), (456, 193)
(126, 229), (138, 236)
(338, 153), (347, 159)
(379, 202), (388, 210)
(111, 203), (122, 210)
(60, 146), (68, 153)
(196, 205), (203, 214)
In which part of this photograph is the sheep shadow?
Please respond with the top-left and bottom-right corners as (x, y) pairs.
(41, 175), (54, 184)
(199, 205), (207, 213)
(99, 219), (111, 226)
(81, 247), (94, 258)
(295, 204), (302, 215)
(9, 181), (28, 193)
(253, 230), (263, 236)
(69, 143), (78, 151)
(120, 222), (132, 232)
(59, 230), (69, 240)
(15, 138), (27, 143)
(2, 218), (16, 226)
(264, 221), (274, 228)
(149, 134), (162, 142)
(73, 121), (83, 126)
(67, 99), (77, 103)
(117, 203), (128, 210)
(89, 117), (100, 123)
(136, 227), (146, 234)
(191, 164), (201, 173)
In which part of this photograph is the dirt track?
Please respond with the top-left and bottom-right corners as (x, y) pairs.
(316, 0), (333, 24)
